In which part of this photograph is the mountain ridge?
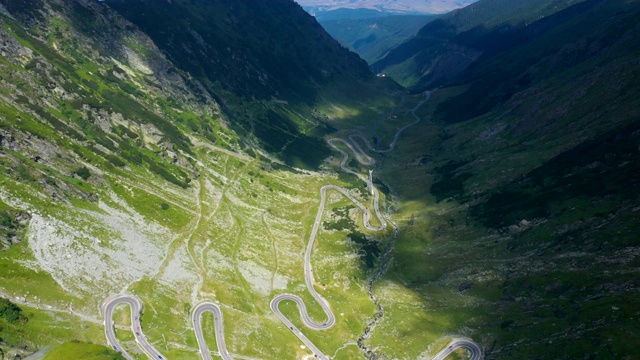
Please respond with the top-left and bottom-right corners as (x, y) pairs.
(372, 0), (586, 88)
(0, 0), (639, 358)
(318, 14), (436, 63)
(0, 0), (402, 358)
(368, 0), (640, 358)
(296, 0), (479, 15)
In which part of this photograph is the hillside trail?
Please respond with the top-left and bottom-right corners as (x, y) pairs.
(334, 91), (430, 359)
(268, 90), (426, 360)
(103, 91), (481, 360)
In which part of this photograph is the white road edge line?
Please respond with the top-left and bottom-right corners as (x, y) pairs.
(103, 91), (482, 360)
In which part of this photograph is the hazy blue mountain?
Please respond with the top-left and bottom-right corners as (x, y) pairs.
(304, 7), (394, 20)
(296, 0), (479, 17)
(319, 14), (436, 63)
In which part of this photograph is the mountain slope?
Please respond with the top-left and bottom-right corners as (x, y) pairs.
(104, 0), (395, 170)
(318, 14), (435, 63)
(106, 0), (371, 104)
(364, 0), (640, 358)
(372, 0), (585, 88)
(0, 0), (400, 358)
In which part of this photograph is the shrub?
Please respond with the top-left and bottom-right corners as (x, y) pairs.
(0, 298), (27, 323)
(74, 166), (91, 180)
(105, 155), (126, 168)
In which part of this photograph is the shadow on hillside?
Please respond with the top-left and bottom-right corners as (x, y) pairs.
(58, 0), (385, 170)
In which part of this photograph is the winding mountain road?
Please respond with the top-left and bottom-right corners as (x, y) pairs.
(103, 91), (482, 360)
(102, 295), (165, 360)
(433, 339), (483, 360)
(268, 180), (388, 359)
(192, 302), (231, 360)
(345, 90), (431, 163)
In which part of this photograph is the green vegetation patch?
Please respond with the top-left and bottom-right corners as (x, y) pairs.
(322, 205), (381, 269)
(73, 166), (91, 181)
(100, 90), (192, 154)
(252, 109), (332, 170)
(471, 121), (640, 228)
(0, 298), (27, 323)
(429, 160), (472, 202)
(43, 341), (125, 360)
(0, 206), (30, 251)
(348, 231), (380, 269)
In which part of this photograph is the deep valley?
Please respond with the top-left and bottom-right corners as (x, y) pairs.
(0, 0), (638, 359)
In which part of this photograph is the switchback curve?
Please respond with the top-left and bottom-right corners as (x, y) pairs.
(103, 91), (482, 360)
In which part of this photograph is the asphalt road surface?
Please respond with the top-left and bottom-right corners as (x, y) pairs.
(102, 295), (165, 360)
(103, 91), (482, 360)
(192, 302), (232, 360)
(269, 180), (388, 360)
(432, 339), (483, 360)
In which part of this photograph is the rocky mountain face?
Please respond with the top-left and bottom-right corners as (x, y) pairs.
(0, 0), (638, 358)
(0, 0), (395, 357)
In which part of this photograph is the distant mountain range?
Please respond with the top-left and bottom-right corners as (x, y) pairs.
(2, 0), (639, 359)
(319, 15), (436, 63)
(295, 0), (479, 18)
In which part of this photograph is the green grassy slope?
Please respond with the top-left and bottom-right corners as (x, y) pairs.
(359, 0), (640, 358)
(43, 341), (125, 360)
(433, 0), (638, 124)
(0, 0), (403, 358)
(0, 298), (111, 358)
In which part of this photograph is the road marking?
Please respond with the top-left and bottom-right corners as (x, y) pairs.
(103, 91), (481, 360)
